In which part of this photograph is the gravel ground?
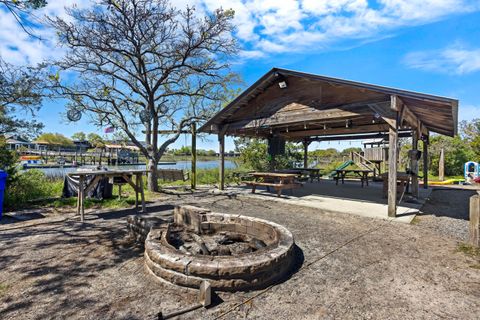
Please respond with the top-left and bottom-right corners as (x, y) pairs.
(0, 190), (479, 319)
(415, 186), (477, 241)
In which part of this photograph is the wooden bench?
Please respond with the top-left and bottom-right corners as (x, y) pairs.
(246, 172), (303, 197)
(157, 169), (189, 182)
(245, 181), (302, 197)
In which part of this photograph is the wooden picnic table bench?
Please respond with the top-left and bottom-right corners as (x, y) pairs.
(68, 169), (148, 222)
(245, 172), (302, 197)
(334, 169), (372, 187)
(276, 168), (322, 182)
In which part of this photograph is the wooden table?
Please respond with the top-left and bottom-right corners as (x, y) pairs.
(275, 169), (321, 182)
(293, 168), (322, 182)
(334, 169), (372, 187)
(381, 172), (411, 198)
(245, 172), (302, 197)
(68, 169), (148, 222)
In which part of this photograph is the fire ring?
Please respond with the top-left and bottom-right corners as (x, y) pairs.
(144, 206), (296, 291)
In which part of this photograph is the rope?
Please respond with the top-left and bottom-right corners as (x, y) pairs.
(214, 221), (390, 319)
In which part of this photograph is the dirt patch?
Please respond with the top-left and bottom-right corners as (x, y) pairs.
(0, 192), (479, 319)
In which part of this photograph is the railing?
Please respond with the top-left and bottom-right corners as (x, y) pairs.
(351, 151), (377, 176)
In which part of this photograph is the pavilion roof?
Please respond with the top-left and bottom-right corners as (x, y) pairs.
(199, 68), (458, 141)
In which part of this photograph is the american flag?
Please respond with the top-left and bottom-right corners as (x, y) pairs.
(104, 126), (115, 133)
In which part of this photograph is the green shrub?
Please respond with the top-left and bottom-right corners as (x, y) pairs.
(4, 170), (63, 211)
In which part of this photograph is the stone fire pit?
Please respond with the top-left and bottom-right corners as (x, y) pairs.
(139, 205), (295, 291)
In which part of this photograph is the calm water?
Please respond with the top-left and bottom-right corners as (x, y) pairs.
(25, 160), (238, 178)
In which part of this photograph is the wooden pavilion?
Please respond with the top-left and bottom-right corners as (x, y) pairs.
(199, 68), (458, 217)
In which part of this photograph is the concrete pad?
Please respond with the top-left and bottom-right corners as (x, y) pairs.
(222, 179), (431, 224)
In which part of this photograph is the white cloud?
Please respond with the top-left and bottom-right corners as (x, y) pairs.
(1, 0), (480, 65)
(404, 46), (480, 74)
(459, 105), (480, 121)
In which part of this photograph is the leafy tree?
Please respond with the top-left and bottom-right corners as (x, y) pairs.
(0, 136), (18, 182)
(236, 138), (269, 171)
(49, 0), (238, 191)
(71, 132), (86, 141)
(35, 132), (73, 146)
(173, 146), (192, 156)
(460, 119), (480, 157)
(0, 59), (45, 138)
(310, 148), (339, 159)
(428, 135), (474, 176)
(340, 147), (362, 157)
(87, 133), (105, 149)
(234, 138), (301, 171)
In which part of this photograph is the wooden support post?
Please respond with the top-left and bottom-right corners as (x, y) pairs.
(439, 148), (445, 181)
(79, 175), (85, 223)
(469, 194), (480, 247)
(303, 140), (309, 168)
(218, 134), (225, 190)
(388, 95), (399, 218)
(135, 174), (139, 209)
(423, 138), (429, 189)
(411, 132), (419, 198)
(138, 173), (146, 212)
(191, 122), (197, 190)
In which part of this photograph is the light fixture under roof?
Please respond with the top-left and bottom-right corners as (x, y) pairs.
(278, 81), (287, 89)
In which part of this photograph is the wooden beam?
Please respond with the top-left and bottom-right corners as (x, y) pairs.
(423, 138), (429, 189)
(218, 134), (225, 190)
(439, 148), (445, 181)
(280, 123), (389, 138)
(388, 95), (399, 218)
(226, 99), (390, 131)
(469, 194), (480, 247)
(303, 140), (310, 168)
(368, 102), (397, 128)
(304, 131), (412, 142)
(411, 132), (419, 198)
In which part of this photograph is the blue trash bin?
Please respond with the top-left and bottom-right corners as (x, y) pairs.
(0, 170), (7, 219)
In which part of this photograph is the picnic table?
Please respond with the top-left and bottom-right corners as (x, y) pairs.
(334, 169), (372, 187)
(68, 169), (148, 222)
(245, 172), (302, 197)
(276, 168), (322, 182)
(381, 172), (411, 198)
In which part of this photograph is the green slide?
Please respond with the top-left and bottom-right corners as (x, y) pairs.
(328, 160), (354, 178)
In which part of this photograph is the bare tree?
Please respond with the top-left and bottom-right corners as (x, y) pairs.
(0, 59), (45, 138)
(0, 0), (47, 37)
(49, 0), (238, 191)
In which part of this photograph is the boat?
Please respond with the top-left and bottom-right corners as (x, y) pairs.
(19, 156), (44, 168)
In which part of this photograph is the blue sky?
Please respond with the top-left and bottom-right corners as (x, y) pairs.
(2, 0), (480, 152)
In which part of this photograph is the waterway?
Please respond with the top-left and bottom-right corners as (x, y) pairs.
(24, 160), (238, 178)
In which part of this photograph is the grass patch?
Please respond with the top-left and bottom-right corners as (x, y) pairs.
(457, 243), (480, 257)
(410, 216), (421, 225)
(0, 283), (8, 297)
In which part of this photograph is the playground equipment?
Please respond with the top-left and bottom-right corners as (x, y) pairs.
(464, 161), (480, 183)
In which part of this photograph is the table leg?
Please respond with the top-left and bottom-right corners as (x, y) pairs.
(336, 173), (339, 185)
(341, 173), (345, 184)
(277, 187), (282, 197)
(76, 180), (81, 217)
(79, 175), (85, 223)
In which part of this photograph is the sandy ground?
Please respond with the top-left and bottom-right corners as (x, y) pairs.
(0, 188), (479, 319)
